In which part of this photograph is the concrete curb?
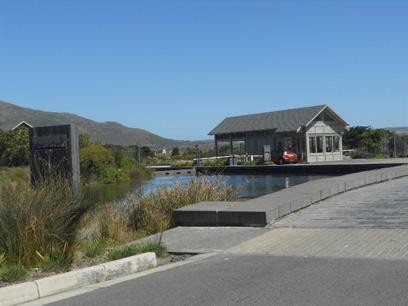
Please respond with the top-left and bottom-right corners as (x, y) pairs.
(175, 164), (408, 227)
(0, 252), (157, 306)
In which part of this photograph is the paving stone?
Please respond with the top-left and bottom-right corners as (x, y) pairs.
(229, 228), (408, 260)
(275, 176), (408, 229)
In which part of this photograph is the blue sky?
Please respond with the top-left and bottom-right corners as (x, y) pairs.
(1, 0), (407, 140)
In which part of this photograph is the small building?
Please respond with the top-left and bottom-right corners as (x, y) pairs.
(11, 120), (33, 131)
(209, 105), (348, 162)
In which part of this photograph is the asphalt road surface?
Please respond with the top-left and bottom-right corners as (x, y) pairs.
(45, 254), (408, 306)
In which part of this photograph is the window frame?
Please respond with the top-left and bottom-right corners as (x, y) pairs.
(308, 134), (341, 155)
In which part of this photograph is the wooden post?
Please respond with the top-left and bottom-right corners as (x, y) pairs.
(214, 136), (219, 157)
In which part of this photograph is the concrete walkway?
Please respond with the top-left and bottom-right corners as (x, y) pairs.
(175, 164), (408, 227)
(139, 226), (269, 253)
(228, 176), (408, 260)
(276, 176), (408, 228)
(229, 228), (408, 260)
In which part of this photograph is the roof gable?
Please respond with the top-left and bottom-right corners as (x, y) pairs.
(209, 105), (339, 135)
(12, 120), (33, 130)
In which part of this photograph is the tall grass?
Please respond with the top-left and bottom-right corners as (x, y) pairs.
(0, 167), (30, 184)
(0, 179), (91, 267)
(128, 177), (236, 234)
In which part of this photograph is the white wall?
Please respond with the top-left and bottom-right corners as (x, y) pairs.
(306, 120), (344, 162)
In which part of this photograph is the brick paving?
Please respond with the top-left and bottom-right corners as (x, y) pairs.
(229, 177), (408, 260)
(275, 176), (408, 229)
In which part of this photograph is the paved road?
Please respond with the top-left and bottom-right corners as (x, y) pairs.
(45, 254), (408, 306)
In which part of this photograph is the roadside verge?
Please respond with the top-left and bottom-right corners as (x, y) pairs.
(0, 252), (156, 306)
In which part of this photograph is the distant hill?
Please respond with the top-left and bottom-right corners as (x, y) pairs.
(0, 100), (212, 149)
(385, 127), (408, 135)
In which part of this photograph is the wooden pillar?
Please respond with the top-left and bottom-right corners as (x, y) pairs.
(214, 136), (219, 157)
(305, 133), (309, 162)
(245, 133), (249, 155)
(229, 134), (233, 155)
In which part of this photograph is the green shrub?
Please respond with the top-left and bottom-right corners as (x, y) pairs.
(128, 177), (236, 234)
(0, 180), (91, 268)
(0, 128), (29, 167)
(120, 155), (137, 169)
(39, 256), (71, 272)
(107, 242), (166, 261)
(136, 242), (167, 257)
(0, 265), (28, 282)
(83, 239), (106, 258)
(107, 245), (135, 261)
(80, 144), (115, 177)
(98, 166), (130, 184)
(0, 253), (5, 267)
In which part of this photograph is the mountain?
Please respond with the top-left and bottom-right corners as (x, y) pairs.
(0, 101), (212, 149)
(385, 127), (408, 135)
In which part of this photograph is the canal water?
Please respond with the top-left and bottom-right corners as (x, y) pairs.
(86, 174), (329, 204)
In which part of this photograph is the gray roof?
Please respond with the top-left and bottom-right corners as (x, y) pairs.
(209, 105), (347, 135)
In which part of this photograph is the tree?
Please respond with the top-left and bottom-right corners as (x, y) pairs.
(80, 144), (115, 176)
(171, 147), (180, 157)
(79, 133), (93, 149)
(0, 128), (29, 166)
(141, 146), (153, 158)
(120, 155), (137, 169)
(342, 126), (369, 149)
(343, 126), (392, 157)
(359, 128), (391, 154)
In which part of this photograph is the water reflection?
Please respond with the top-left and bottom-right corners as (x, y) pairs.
(84, 174), (329, 204)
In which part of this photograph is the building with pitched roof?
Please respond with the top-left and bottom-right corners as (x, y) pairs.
(209, 105), (348, 162)
(11, 120), (33, 131)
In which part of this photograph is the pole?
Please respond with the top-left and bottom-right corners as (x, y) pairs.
(195, 144), (200, 166)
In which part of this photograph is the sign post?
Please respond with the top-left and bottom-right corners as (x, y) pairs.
(29, 124), (80, 196)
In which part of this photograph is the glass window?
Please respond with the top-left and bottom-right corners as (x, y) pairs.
(334, 136), (340, 152)
(316, 136), (323, 153)
(309, 137), (316, 153)
(325, 136), (333, 153)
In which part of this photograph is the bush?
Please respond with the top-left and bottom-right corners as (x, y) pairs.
(120, 155), (137, 169)
(0, 180), (91, 268)
(128, 177), (236, 234)
(98, 166), (130, 184)
(107, 242), (166, 261)
(0, 264), (28, 282)
(39, 256), (71, 272)
(0, 128), (29, 167)
(0, 252), (5, 267)
(83, 239), (106, 258)
(80, 144), (115, 177)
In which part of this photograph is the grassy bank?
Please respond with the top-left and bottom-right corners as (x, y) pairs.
(0, 174), (235, 285)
